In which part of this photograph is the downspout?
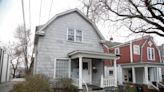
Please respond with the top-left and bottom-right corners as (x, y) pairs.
(130, 41), (133, 63)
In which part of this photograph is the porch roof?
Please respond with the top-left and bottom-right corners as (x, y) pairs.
(120, 62), (164, 68)
(68, 50), (118, 59)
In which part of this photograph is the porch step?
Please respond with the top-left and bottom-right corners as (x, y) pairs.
(87, 84), (103, 90)
(104, 87), (118, 92)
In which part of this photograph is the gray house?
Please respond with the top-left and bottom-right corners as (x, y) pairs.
(34, 9), (118, 89)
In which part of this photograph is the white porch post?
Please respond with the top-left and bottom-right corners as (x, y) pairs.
(158, 67), (162, 82)
(132, 67), (136, 83)
(79, 56), (83, 89)
(144, 66), (149, 84)
(114, 59), (117, 87)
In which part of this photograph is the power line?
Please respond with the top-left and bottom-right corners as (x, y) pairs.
(29, 0), (31, 29)
(48, 0), (53, 20)
(38, 0), (43, 25)
(21, 0), (26, 30)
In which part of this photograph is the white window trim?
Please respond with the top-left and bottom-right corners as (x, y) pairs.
(54, 58), (71, 78)
(114, 48), (120, 55)
(147, 47), (155, 61)
(67, 28), (83, 42)
(133, 45), (140, 55)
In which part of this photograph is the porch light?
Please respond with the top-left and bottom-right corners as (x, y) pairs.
(93, 66), (97, 73)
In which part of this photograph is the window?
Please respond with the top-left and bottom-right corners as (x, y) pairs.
(67, 28), (82, 42)
(76, 30), (82, 42)
(109, 70), (113, 76)
(114, 48), (120, 55)
(133, 45), (140, 55)
(56, 59), (69, 78)
(147, 47), (155, 60)
(67, 28), (74, 41)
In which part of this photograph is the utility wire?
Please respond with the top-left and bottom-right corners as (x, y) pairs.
(48, 0), (53, 20)
(21, 0), (26, 31)
(38, 0), (43, 25)
(29, 0), (31, 29)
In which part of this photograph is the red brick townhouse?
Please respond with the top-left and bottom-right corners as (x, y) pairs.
(106, 36), (164, 89)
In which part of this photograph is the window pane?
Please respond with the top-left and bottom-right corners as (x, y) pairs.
(68, 29), (74, 41)
(68, 35), (74, 41)
(76, 36), (82, 42)
(76, 30), (82, 36)
(56, 59), (69, 78)
(76, 30), (82, 42)
(68, 29), (74, 35)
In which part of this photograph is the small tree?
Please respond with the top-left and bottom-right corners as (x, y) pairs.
(14, 25), (34, 75)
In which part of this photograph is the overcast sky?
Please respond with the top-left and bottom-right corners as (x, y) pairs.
(0, 0), (164, 46)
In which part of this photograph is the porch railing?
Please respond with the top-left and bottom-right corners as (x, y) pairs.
(100, 75), (115, 88)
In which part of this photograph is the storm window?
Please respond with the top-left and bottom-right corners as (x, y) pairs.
(147, 47), (155, 60)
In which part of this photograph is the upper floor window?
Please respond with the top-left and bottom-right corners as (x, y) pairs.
(76, 30), (82, 42)
(133, 45), (140, 55)
(67, 28), (74, 41)
(67, 28), (82, 42)
(147, 47), (155, 60)
(114, 48), (120, 55)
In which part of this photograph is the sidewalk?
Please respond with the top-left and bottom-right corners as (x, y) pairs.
(0, 78), (25, 92)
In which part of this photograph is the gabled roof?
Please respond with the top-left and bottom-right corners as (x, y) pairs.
(36, 8), (105, 40)
(109, 35), (153, 48)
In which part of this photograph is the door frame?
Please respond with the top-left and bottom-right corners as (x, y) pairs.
(82, 58), (92, 84)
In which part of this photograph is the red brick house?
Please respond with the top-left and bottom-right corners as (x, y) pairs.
(107, 36), (164, 87)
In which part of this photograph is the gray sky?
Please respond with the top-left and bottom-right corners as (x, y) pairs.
(0, 0), (164, 46)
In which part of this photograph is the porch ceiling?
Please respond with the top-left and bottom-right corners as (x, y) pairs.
(68, 50), (118, 59)
(121, 62), (164, 68)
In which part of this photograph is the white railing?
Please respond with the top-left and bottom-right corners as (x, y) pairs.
(100, 75), (115, 88)
(149, 83), (159, 90)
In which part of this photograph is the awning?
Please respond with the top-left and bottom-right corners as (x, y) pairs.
(68, 50), (118, 59)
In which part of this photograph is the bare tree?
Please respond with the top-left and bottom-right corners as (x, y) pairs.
(81, 0), (164, 37)
(5, 42), (22, 78)
(14, 25), (34, 75)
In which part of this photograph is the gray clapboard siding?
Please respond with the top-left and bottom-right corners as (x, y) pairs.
(35, 12), (104, 78)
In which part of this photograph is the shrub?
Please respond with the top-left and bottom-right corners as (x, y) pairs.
(10, 74), (52, 92)
(53, 78), (78, 92)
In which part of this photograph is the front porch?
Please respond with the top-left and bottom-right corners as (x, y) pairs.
(68, 50), (118, 89)
(120, 63), (163, 85)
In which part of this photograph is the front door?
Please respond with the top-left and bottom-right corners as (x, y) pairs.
(82, 59), (92, 84)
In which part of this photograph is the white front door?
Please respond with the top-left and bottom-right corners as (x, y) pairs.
(82, 59), (92, 84)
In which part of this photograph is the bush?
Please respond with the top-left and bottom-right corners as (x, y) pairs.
(53, 78), (78, 92)
(10, 75), (52, 92)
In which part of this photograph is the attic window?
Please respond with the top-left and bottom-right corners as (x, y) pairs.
(67, 28), (82, 42)
(147, 47), (155, 60)
(67, 28), (74, 41)
(133, 45), (140, 55)
(114, 48), (120, 55)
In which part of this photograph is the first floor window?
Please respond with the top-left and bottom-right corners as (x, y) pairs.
(56, 59), (69, 78)
(147, 47), (155, 60)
